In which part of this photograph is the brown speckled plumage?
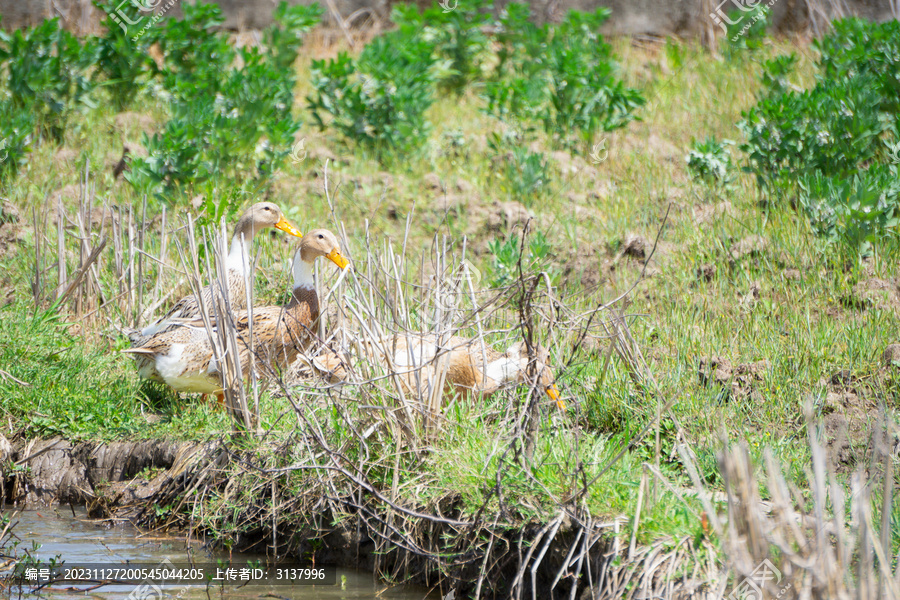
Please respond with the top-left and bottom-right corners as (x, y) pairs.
(313, 334), (564, 408)
(129, 202), (302, 384)
(125, 230), (348, 398)
(139, 202), (302, 338)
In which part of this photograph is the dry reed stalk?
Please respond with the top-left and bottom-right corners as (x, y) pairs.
(709, 402), (900, 600)
(805, 0), (847, 37)
(127, 203), (135, 325)
(700, 0), (719, 53)
(206, 220), (256, 430)
(169, 217), (255, 431)
(153, 206), (166, 308)
(54, 196), (67, 303)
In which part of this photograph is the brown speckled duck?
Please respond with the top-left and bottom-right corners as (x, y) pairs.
(140, 202), (303, 337)
(124, 230), (349, 402)
(314, 334), (565, 409)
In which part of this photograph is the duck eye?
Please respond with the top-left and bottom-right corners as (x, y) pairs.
(318, 234), (324, 239)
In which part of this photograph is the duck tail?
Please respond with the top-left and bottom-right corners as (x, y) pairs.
(105, 319), (146, 346)
(121, 347), (155, 355)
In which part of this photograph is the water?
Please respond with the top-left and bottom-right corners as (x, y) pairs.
(5, 509), (433, 600)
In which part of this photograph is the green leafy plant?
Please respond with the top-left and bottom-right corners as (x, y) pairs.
(738, 19), (900, 258)
(487, 230), (557, 287)
(152, 2), (233, 83)
(91, 0), (159, 109)
(759, 54), (798, 98)
(488, 132), (550, 201)
(798, 166), (900, 257)
(0, 102), (34, 184)
(686, 137), (734, 188)
(127, 2), (319, 201)
(485, 5), (644, 148)
(813, 17), (900, 114)
(308, 25), (437, 159)
(739, 74), (889, 192)
(0, 18), (99, 140)
(265, 1), (324, 71)
(723, 5), (770, 56)
(392, 0), (492, 93)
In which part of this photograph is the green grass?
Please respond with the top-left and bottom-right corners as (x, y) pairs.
(0, 32), (898, 554)
(0, 298), (235, 441)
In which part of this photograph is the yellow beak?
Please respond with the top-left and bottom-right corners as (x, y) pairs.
(274, 216), (303, 238)
(326, 248), (350, 269)
(547, 384), (566, 410)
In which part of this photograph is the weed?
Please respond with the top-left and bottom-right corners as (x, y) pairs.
(127, 2), (319, 201)
(308, 25), (437, 159)
(92, 0), (158, 110)
(0, 18), (98, 141)
(738, 18), (900, 258)
(486, 4), (644, 148)
(393, 0), (492, 94)
(487, 230), (556, 287)
(0, 102), (34, 183)
(798, 166), (900, 257)
(723, 5), (770, 57)
(489, 139), (550, 202)
(686, 137), (734, 188)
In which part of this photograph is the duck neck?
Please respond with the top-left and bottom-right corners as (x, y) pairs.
(226, 231), (252, 273)
(288, 252), (319, 319)
(292, 250), (316, 292)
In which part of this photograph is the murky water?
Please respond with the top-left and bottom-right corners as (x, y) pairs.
(4, 509), (434, 600)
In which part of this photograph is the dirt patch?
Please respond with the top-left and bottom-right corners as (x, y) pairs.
(422, 179), (478, 215)
(346, 172), (396, 193)
(454, 178), (475, 194)
(818, 373), (881, 473)
(48, 183), (81, 204)
(561, 242), (606, 289)
(729, 234), (768, 262)
(6, 436), (183, 507)
(883, 344), (900, 367)
(694, 201), (737, 225)
(480, 200), (532, 232)
(613, 233), (678, 277)
(621, 233), (650, 260)
(12, 438), (89, 505)
(549, 149), (594, 177)
(845, 278), (900, 311)
(698, 357), (770, 400)
(46, 199), (121, 230)
(428, 193), (470, 213)
(423, 172), (443, 192)
(53, 147), (79, 167)
(0, 201), (28, 261)
(696, 263), (717, 282)
(571, 203), (605, 225)
(621, 132), (681, 163)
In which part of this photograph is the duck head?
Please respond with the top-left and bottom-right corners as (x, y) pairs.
(292, 229), (349, 290)
(235, 202), (303, 239)
(506, 341), (565, 410)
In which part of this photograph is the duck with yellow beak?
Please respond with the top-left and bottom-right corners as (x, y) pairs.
(140, 202), (304, 337)
(125, 229), (349, 404)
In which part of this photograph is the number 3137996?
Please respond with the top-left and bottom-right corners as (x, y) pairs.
(275, 568), (325, 581)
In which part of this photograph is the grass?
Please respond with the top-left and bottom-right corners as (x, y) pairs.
(0, 29), (898, 563)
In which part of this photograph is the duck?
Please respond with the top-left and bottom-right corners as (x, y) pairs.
(312, 334), (565, 410)
(139, 201), (303, 337)
(124, 229), (349, 403)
